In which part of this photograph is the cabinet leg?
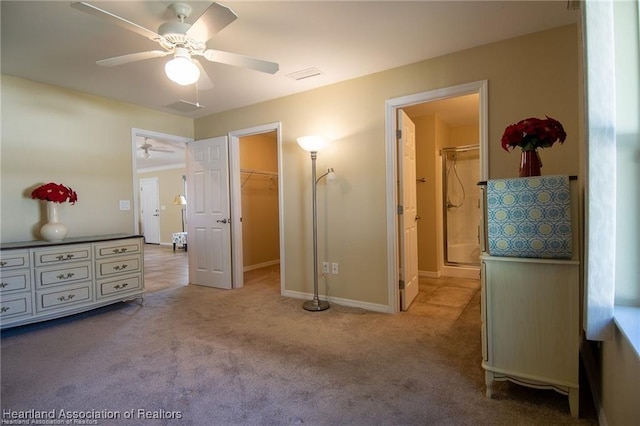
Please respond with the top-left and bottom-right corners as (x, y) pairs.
(485, 371), (494, 398)
(568, 387), (579, 418)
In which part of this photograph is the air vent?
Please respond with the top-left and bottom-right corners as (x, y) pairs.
(165, 100), (204, 112)
(286, 67), (323, 81)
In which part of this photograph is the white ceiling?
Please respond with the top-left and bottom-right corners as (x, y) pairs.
(1, 1), (579, 121)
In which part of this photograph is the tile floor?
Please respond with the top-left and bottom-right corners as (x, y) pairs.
(142, 243), (480, 320)
(143, 243), (188, 293)
(408, 275), (480, 320)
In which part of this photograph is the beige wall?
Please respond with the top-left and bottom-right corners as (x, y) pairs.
(194, 25), (581, 307)
(0, 75), (193, 243)
(600, 328), (640, 425)
(137, 167), (186, 245)
(239, 133), (280, 268)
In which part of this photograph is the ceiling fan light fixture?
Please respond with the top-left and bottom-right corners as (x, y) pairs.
(165, 48), (200, 86)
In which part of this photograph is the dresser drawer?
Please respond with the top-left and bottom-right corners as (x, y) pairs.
(36, 283), (92, 312)
(35, 262), (92, 288)
(94, 238), (142, 258)
(0, 269), (32, 294)
(1, 293), (33, 320)
(96, 256), (141, 278)
(34, 245), (91, 266)
(0, 250), (30, 270)
(97, 274), (142, 299)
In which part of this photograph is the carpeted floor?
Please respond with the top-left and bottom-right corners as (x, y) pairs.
(0, 245), (597, 425)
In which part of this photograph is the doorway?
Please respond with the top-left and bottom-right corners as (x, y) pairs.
(238, 131), (280, 273)
(385, 81), (488, 313)
(131, 128), (192, 238)
(229, 122), (284, 291)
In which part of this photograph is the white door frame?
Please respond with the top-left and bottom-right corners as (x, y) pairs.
(228, 122), (284, 290)
(385, 80), (488, 313)
(131, 128), (193, 235)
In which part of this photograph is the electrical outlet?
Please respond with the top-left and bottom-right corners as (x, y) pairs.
(331, 263), (339, 275)
(322, 262), (330, 274)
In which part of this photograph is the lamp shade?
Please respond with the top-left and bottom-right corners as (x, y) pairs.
(165, 48), (200, 86)
(173, 195), (187, 205)
(326, 168), (337, 182)
(297, 135), (328, 152)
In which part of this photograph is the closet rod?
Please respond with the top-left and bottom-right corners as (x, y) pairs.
(240, 168), (278, 177)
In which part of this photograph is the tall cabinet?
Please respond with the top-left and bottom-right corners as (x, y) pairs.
(479, 177), (580, 418)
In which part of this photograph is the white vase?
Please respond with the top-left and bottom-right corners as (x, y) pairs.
(40, 202), (68, 242)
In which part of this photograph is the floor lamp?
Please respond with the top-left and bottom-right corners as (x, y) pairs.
(297, 136), (335, 312)
(173, 194), (187, 232)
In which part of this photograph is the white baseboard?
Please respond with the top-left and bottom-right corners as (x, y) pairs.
(244, 259), (280, 272)
(281, 290), (392, 313)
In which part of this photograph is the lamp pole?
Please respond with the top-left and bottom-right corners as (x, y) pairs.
(303, 150), (330, 311)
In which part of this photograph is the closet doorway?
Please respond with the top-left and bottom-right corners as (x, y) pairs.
(229, 123), (284, 292)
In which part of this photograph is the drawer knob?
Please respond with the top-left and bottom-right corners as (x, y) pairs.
(1, 306), (9, 313)
(114, 283), (129, 290)
(56, 272), (75, 280)
(113, 264), (129, 271)
(0, 282), (8, 288)
(112, 248), (128, 254)
(57, 294), (76, 302)
(0, 261), (7, 267)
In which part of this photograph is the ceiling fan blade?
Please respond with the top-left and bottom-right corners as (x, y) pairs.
(193, 59), (214, 91)
(97, 50), (171, 67)
(202, 49), (279, 74)
(71, 2), (162, 42)
(186, 2), (237, 42)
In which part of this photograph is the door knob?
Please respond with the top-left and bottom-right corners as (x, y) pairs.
(216, 219), (228, 224)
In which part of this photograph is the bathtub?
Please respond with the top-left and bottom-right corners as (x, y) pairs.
(443, 242), (481, 279)
(447, 242), (481, 265)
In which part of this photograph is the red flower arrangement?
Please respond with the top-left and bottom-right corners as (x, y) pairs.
(31, 182), (78, 204)
(501, 116), (567, 152)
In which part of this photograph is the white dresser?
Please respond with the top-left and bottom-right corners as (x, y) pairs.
(0, 235), (144, 329)
(479, 178), (580, 418)
(480, 255), (580, 417)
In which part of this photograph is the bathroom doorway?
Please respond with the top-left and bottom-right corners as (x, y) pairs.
(385, 81), (487, 312)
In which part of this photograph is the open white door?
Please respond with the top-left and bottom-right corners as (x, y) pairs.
(139, 177), (160, 244)
(399, 110), (419, 310)
(186, 136), (232, 289)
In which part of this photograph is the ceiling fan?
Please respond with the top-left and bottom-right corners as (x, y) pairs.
(70, 1), (279, 87)
(139, 138), (175, 159)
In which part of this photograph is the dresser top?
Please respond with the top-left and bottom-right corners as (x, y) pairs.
(1, 234), (144, 250)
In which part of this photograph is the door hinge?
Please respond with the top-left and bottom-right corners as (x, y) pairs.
(396, 129), (402, 139)
(397, 205), (403, 215)
(399, 280), (405, 289)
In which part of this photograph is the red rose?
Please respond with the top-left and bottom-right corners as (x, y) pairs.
(31, 182), (78, 204)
